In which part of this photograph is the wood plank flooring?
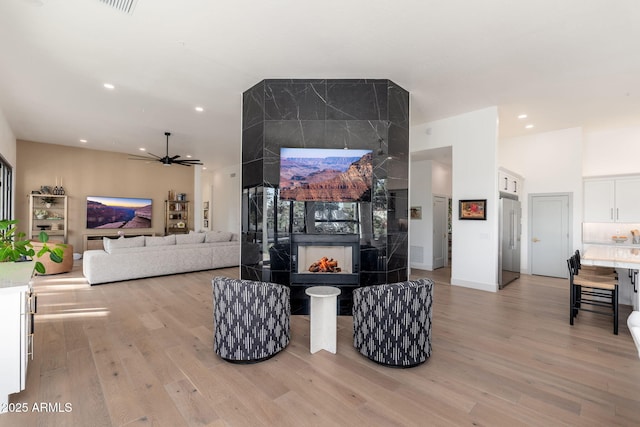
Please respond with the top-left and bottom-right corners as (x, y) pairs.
(2, 264), (640, 426)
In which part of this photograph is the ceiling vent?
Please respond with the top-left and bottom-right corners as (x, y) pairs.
(98, 0), (138, 15)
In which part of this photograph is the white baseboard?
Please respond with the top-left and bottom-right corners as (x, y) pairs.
(451, 277), (498, 293)
(410, 262), (433, 271)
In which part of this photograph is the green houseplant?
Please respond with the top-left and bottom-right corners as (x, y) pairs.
(0, 219), (65, 274)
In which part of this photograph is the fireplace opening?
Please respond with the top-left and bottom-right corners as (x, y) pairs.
(298, 245), (353, 274)
(290, 234), (360, 286)
(308, 257), (341, 273)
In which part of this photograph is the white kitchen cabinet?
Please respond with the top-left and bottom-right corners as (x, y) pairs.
(498, 168), (523, 196)
(584, 179), (616, 222)
(0, 263), (35, 413)
(614, 177), (640, 222)
(584, 176), (640, 223)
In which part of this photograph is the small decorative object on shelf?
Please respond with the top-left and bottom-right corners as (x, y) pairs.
(51, 177), (66, 195)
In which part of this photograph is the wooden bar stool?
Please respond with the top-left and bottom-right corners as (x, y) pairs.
(574, 249), (617, 279)
(568, 255), (618, 335)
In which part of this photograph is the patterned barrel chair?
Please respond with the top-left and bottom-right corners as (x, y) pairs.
(353, 278), (434, 367)
(212, 276), (291, 362)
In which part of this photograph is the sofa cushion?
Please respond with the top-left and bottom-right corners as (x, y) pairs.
(103, 235), (145, 253)
(176, 233), (206, 244)
(145, 235), (176, 247)
(205, 231), (233, 243)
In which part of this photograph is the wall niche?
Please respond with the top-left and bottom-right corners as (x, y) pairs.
(241, 79), (409, 315)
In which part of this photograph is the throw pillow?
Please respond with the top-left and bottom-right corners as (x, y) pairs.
(176, 232), (206, 245)
(145, 235), (176, 247)
(103, 235), (145, 253)
(205, 231), (233, 243)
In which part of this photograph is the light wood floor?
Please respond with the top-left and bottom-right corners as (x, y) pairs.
(3, 264), (640, 426)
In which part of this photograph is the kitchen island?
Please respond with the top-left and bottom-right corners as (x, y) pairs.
(581, 244), (640, 358)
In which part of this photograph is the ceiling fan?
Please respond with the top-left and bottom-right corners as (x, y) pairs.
(129, 132), (203, 166)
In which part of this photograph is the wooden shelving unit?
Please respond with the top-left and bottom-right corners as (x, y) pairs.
(28, 194), (68, 243)
(165, 200), (190, 235)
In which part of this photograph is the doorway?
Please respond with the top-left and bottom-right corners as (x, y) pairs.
(433, 195), (448, 269)
(529, 193), (571, 278)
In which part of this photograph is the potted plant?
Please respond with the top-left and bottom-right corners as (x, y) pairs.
(0, 219), (65, 274)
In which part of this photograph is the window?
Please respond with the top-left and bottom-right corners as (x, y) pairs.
(0, 155), (12, 220)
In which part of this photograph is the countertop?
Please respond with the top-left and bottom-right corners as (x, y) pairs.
(0, 261), (34, 292)
(581, 244), (640, 269)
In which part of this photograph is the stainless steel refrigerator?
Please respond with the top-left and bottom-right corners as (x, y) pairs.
(499, 194), (521, 288)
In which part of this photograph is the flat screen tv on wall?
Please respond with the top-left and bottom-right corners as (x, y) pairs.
(86, 196), (153, 229)
(279, 147), (373, 202)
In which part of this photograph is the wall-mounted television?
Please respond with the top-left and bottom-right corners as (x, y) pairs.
(86, 196), (152, 229)
(279, 148), (373, 202)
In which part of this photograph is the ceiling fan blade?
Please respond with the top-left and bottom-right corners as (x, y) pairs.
(175, 160), (203, 166)
(128, 132), (203, 167)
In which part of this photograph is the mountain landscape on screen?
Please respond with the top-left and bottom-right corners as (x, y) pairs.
(279, 148), (373, 202)
(86, 196), (152, 229)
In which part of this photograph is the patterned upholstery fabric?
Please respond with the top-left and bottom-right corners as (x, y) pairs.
(212, 276), (291, 362)
(353, 278), (434, 367)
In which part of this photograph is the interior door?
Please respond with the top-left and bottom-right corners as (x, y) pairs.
(433, 196), (447, 269)
(530, 194), (570, 278)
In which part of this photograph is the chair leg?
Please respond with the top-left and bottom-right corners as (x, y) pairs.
(613, 285), (619, 335)
(570, 282), (575, 325)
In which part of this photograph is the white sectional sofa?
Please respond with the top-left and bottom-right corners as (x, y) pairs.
(83, 231), (240, 285)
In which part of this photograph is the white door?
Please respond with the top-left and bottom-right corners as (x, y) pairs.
(530, 194), (570, 278)
(433, 196), (447, 269)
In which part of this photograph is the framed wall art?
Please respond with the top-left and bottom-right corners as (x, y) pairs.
(410, 206), (422, 220)
(459, 199), (486, 220)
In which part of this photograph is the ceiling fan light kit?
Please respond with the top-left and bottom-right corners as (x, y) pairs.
(129, 132), (203, 166)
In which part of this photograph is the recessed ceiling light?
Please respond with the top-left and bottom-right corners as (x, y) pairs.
(103, 83), (115, 90)
(202, 167), (207, 170)
(195, 106), (204, 112)
(518, 114), (527, 119)
(525, 124), (534, 129)
(139, 147), (146, 151)
(186, 154), (192, 158)
(79, 139), (87, 143)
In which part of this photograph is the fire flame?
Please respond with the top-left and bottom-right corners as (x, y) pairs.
(308, 257), (341, 273)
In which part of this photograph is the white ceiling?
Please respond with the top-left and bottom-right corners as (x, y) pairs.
(1, 0), (639, 171)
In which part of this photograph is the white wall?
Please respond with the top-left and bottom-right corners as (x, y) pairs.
(0, 108), (16, 167)
(0, 108), (16, 219)
(411, 106), (500, 292)
(201, 171), (214, 231)
(583, 125), (640, 177)
(432, 160), (452, 196)
(499, 127), (583, 273)
(212, 164), (241, 233)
